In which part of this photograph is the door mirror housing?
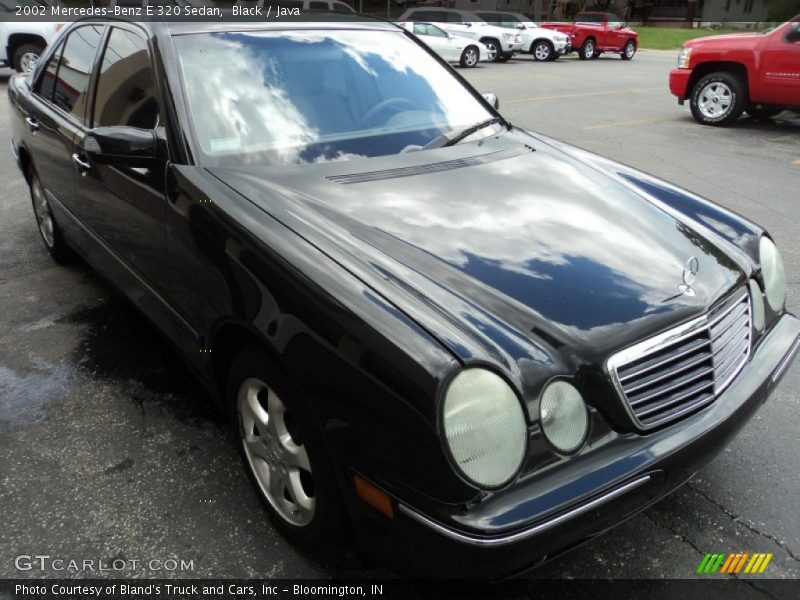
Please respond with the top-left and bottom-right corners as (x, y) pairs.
(786, 22), (800, 43)
(481, 92), (499, 110)
(84, 127), (158, 168)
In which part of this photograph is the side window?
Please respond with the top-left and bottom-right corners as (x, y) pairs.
(428, 25), (447, 38)
(93, 27), (158, 130)
(36, 41), (63, 101)
(53, 25), (104, 122)
(332, 2), (353, 12)
(309, 1), (328, 9)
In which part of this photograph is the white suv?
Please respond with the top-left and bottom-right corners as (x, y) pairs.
(0, 0), (64, 72)
(397, 7), (524, 62)
(476, 10), (570, 61)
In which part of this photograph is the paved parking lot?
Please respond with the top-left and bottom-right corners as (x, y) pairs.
(1, 49), (798, 582)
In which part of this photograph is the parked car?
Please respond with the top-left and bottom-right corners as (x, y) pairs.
(669, 19), (800, 126)
(398, 7), (524, 62)
(541, 11), (638, 60)
(9, 17), (799, 579)
(398, 21), (489, 67)
(0, 0), (64, 72)
(475, 10), (570, 61)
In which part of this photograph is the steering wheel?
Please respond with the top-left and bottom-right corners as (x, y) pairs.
(360, 97), (419, 128)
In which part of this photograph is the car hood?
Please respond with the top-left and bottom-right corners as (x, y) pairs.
(685, 31), (764, 49)
(208, 130), (743, 411)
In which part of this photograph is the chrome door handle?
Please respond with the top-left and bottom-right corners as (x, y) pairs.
(71, 153), (91, 172)
(25, 116), (39, 132)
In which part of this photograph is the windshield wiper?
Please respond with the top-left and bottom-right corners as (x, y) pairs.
(423, 117), (504, 150)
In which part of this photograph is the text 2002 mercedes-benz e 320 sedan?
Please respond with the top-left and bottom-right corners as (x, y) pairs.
(9, 16), (799, 578)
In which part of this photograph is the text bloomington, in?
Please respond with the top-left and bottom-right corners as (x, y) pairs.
(15, 584), (384, 597)
(25, 5), (304, 19)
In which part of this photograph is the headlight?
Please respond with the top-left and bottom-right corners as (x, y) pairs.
(502, 32), (514, 40)
(678, 47), (692, 68)
(539, 381), (588, 454)
(759, 236), (786, 311)
(749, 279), (765, 331)
(442, 369), (527, 488)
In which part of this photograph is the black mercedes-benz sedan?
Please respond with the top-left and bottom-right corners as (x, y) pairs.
(8, 16), (799, 578)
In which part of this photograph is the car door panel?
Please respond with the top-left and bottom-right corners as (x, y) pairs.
(760, 27), (800, 105)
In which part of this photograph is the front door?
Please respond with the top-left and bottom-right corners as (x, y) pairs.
(760, 22), (800, 106)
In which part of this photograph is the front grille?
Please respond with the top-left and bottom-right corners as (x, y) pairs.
(608, 289), (752, 429)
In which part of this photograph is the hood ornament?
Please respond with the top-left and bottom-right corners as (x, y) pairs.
(679, 256), (699, 297)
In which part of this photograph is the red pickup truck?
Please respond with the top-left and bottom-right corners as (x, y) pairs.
(541, 12), (638, 60)
(669, 19), (800, 126)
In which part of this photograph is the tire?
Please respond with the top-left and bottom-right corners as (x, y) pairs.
(228, 345), (346, 549)
(579, 39), (595, 60)
(621, 40), (636, 60)
(690, 71), (746, 126)
(13, 42), (45, 73)
(480, 38), (501, 62)
(531, 40), (553, 62)
(746, 104), (783, 121)
(459, 45), (479, 68)
(28, 168), (74, 263)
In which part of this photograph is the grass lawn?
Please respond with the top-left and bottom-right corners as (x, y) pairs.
(636, 27), (747, 50)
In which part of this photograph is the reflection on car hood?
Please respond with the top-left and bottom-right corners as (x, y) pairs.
(209, 130), (743, 397)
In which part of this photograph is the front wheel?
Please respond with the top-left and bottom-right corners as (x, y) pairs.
(621, 40), (636, 60)
(579, 39), (595, 60)
(531, 40), (553, 62)
(460, 46), (479, 68)
(13, 43), (44, 73)
(229, 346), (346, 549)
(690, 71), (746, 126)
(481, 38), (500, 62)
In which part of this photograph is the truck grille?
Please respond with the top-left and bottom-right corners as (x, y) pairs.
(608, 289), (752, 429)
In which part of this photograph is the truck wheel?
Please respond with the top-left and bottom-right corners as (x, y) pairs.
(579, 39), (595, 60)
(621, 40), (636, 60)
(28, 168), (74, 263)
(460, 46), (479, 68)
(690, 71), (746, 126)
(532, 40), (553, 62)
(13, 43), (45, 73)
(229, 345), (347, 549)
(745, 104), (783, 121)
(480, 38), (500, 62)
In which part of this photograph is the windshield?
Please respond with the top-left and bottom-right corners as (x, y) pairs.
(174, 29), (494, 166)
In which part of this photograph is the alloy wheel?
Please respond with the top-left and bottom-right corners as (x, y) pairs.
(31, 177), (55, 248)
(697, 81), (733, 119)
(534, 43), (551, 61)
(465, 48), (478, 67)
(237, 377), (315, 527)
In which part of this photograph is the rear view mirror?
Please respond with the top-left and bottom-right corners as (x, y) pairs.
(84, 127), (158, 168)
(481, 92), (499, 110)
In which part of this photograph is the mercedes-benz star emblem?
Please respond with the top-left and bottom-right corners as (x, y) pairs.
(679, 256), (699, 296)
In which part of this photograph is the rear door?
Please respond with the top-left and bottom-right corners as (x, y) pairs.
(71, 24), (172, 296)
(25, 25), (104, 216)
(760, 23), (800, 106)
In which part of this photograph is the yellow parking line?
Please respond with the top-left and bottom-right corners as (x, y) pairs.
(793, 159), (800, 165)
(584, 116), (674, 130)
(503, 87), (661, 104)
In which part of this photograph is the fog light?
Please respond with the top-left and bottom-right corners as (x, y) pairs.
(539, 381), (588, 454)
(749, 279), (765, 331)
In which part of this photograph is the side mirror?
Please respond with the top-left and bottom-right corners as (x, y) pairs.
(481, 92), (499, 110)
(84, 127), (158, 168)
(786, 22), (800, 43)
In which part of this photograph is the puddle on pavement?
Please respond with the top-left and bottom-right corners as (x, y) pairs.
(1, 293), (223, 428)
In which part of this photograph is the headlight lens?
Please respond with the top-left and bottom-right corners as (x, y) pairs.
(678, 47), (692, 68)
(539, 381), (588, 454)
(442, 369), (527, 488)
(502, 32), (513, 40)
(759, 237), (786, 311)
(749, 279), (766, 331)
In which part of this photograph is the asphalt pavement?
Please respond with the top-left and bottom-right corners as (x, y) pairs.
(1, 49), (798, 582)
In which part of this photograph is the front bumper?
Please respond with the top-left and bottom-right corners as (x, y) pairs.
(670, 68), (693, 102)
(350, 313), (800, 578)
(501, 40), (524, 54)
